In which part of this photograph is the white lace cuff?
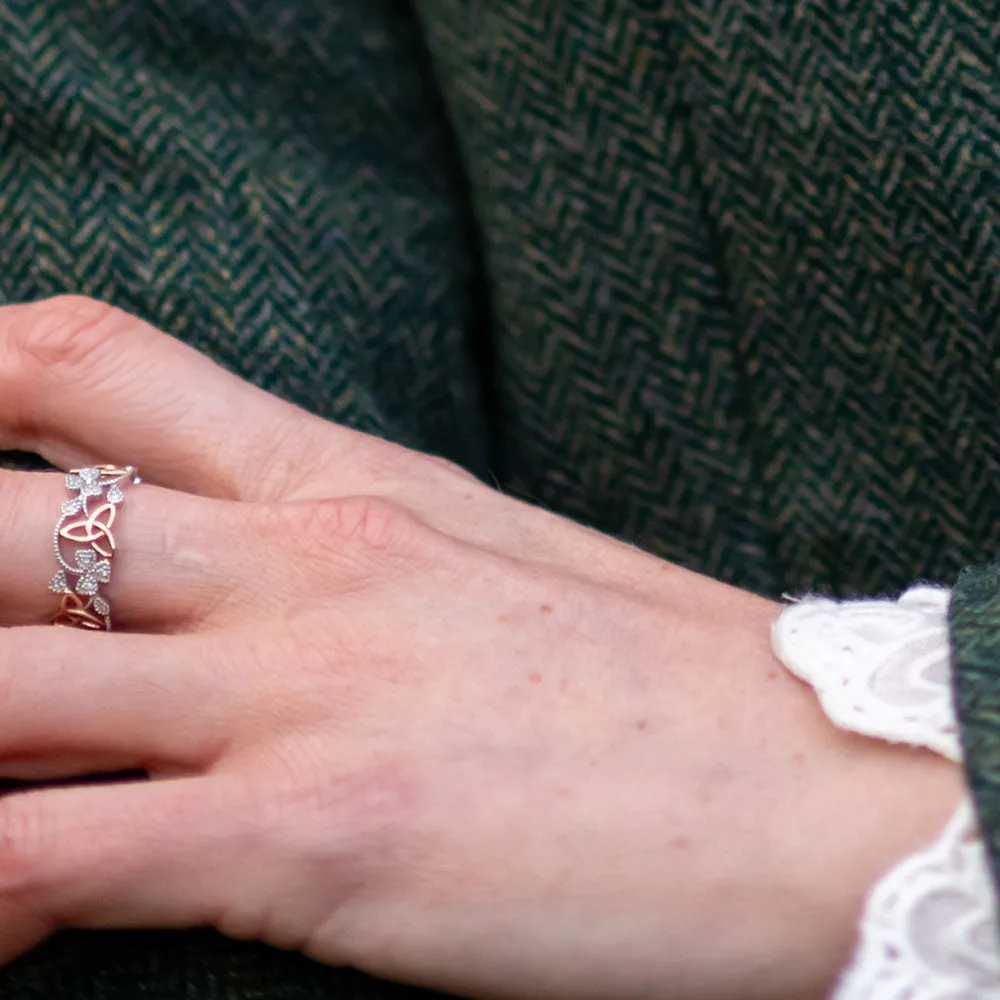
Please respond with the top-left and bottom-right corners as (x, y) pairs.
(772, 586), (1000, 998)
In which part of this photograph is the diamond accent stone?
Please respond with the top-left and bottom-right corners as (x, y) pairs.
(76, 561), (110, 595)
(53, 464), (140, 631)
(66, 467), (102, 497)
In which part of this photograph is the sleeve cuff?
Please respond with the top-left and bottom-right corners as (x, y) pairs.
(772, 587), (1000, 998)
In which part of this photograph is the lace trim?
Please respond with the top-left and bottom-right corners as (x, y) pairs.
(772, 587), (1000, 1000)
(772, 587), (959, 762)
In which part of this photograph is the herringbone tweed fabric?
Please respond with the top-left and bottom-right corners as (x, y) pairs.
(2, 0), (1000, 996)
(0, 0), (490, 475)
(417, 0), (1000, 597)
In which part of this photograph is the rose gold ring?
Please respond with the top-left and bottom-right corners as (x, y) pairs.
(49, 464), (141, 631)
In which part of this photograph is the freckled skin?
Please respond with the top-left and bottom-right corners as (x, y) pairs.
(0, 297), (964, 1000)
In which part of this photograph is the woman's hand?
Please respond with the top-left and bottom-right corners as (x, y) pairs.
(0, 298), (962, 998)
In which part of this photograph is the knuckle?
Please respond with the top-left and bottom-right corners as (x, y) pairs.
(238, 420), (328, 503)
(264, 495), (430, 570)
(342, 437), (479, 493)
(0, 296), (121, 374)
(299, 495), (426, 556)
(342, 437), (409, 491)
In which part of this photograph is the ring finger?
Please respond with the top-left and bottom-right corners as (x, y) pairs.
(0, 468), (241, 629)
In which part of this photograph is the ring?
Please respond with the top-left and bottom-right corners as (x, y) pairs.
(49, 464), (142, 631)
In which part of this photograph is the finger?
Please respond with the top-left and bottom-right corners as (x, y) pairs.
(0, 775), (231, 958)
(0, 468), (240, 629)
(0, 627), (228, 771)
(0, 297), (351, 501)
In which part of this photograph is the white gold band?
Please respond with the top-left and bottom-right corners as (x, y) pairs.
(49, 464), (141, 631)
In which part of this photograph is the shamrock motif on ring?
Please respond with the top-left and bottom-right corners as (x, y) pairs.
(50, 465), (140, 632)
(65, 467), (105, 498)
(49, 549), (112, 597)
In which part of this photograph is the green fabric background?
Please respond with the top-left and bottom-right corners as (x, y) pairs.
(2, 0), (1000, 996)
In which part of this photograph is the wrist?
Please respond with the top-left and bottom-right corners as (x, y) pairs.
(762, 592), (967, 997)
(789, 734), (963, 993)
(691, 596), (965, 998)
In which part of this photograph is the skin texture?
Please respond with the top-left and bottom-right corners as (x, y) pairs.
(0, 297), (964, 998)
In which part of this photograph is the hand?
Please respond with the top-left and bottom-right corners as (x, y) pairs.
(0, 298), (962, 999)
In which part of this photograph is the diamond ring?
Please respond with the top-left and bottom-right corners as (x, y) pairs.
(49, 465), (142, 631)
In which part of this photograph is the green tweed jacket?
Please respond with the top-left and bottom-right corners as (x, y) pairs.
(2, 0), (1000, 996)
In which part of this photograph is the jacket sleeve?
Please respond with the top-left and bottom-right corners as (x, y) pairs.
(950, 563), (1000, 895)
